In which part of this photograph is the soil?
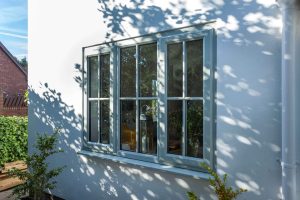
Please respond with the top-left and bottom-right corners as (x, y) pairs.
(20, 193), (64, 200)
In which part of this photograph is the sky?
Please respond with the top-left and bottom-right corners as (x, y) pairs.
(0, 0), (27, 60)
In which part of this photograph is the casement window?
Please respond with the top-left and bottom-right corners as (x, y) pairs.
(83, 26), (215, 171)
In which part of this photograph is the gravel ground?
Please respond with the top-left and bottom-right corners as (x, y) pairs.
(0, 189), (13, 200)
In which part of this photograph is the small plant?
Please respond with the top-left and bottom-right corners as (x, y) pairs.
(187, 163), (247, 200)
(24, 90), (29, 104)
(9, 130), (65, 200)
(187, 191), (198, 200)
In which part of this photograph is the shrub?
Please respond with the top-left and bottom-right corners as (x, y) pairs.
(9, 130), (65, 200)
(187, 163), (247, 200)
(0, 116), (28, 167)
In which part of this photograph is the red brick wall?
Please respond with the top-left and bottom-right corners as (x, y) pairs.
(0, 89), (27, 116)
(0, 47), (28, 116)
(0, 107), (27, 116)
(0, 48), (27, 95)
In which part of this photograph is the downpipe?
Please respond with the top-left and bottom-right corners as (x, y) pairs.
(279, 0), (300, 199)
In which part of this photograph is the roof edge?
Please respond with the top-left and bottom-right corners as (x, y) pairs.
(0, 41), (27, 77)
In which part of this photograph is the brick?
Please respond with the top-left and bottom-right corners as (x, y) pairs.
(0, 43), (27, 116)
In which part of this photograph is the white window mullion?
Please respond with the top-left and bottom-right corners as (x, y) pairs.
(110, 46), (117, 153)
(135, 44), (139, 153)
(86, 56), (90, 142)
(157, 39), (166, 159)
(97, 54), (101, 143)
(116, 47), (121, 153)
(182, 41), (187, 156)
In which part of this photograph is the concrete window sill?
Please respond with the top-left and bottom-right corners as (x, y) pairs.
(77, 150), (210, 180)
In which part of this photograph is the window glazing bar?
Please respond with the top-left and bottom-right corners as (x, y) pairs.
(120, 97), (158, 100)
(88, 98), (109, 101)
(167, 97), (204, 100)
(97, 54), (101, 143)
(135, 44), (139, 153)
(182, 41), (187, 156)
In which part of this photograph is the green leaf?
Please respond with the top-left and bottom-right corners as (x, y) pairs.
(189, 162), (247, 200)
(187, 191), (198, 200)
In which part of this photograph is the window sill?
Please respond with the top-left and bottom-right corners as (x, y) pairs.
(77, 150), (210, 180)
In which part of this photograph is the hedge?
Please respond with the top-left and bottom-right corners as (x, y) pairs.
(0, 116), (28, 167)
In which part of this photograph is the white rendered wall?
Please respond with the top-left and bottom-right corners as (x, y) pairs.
(28, 0), (283, 199)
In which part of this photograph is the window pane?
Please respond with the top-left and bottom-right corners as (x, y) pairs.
(100, 100), (110, 144)
(187, 100), (203, 158)
(120, 100), (136, 151)
(89, 101), (99, 142)
(167, 100), (182, 155)
(167, 43), (183, 97)
(120, 47), (136, 97)
(187, 39), (203, 97)
(139, 100), (157, 155)
(100, 54), (110, 98)
(88, 56), (98, 98)
(139, 43), (157, 97)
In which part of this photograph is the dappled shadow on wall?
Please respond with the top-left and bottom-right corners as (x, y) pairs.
(28, 1), (282, 198)
(97, 0), (281, 43)
(95, 0), (282, 199)
(29, 83), (215, 199)
(29, 83), (83, 197)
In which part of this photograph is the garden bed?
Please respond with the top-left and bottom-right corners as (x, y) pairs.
(0, 161), (27, 191)
(20, 193), (65, 200)
(0, 161), (64, 199)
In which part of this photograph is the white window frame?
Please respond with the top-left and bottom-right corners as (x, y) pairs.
(82, 26), (216, 171)
(115, 38), (160, 163)
(158, 30), (215, 170)
(83, 45), (115, 154)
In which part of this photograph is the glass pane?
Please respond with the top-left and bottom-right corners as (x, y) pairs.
(120, 100), (136, 151)
(120, 47), (136, 97)
(167, 43), (183, 97)
(187, 100), (203, 158)
(89, 101), (99, 142)
(139, 43), (157, 97)
(187, 39), (203, 97)
(100, 100), (110, 144)
(167, 100), (182, 155)
(100, 54), (110, 98)
(88, 56), (98, 98)
(139, 100), (157, 155)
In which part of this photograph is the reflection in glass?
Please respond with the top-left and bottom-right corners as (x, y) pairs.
(120, 47), (136, 97)
(139, 43), (157, 97)
(100, 54), (110, 98)
(187, 100), (203, 158)
(167, 43), (183, 97)
(89, 101), (99, 142)
(187, 39), (203, 97)
(139, 100), (157, 155)
(167, 100), (182, 155)
(100, 101), (110, 144)
(88, 56), (98, 98)
(120, 100), (136, 151)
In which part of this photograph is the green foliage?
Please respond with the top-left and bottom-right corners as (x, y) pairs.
(9, 130), (65, 200)
(14, 56), (28, 72)
(187, 163), (247, 200)
(24, 90), (29, 103)
(0, 116), (28, 167)
(187, 191), (198, 200)
(19, 56), (28, 72)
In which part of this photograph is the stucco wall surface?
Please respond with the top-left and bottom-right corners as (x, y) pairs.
(28, 0), (285, 199)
